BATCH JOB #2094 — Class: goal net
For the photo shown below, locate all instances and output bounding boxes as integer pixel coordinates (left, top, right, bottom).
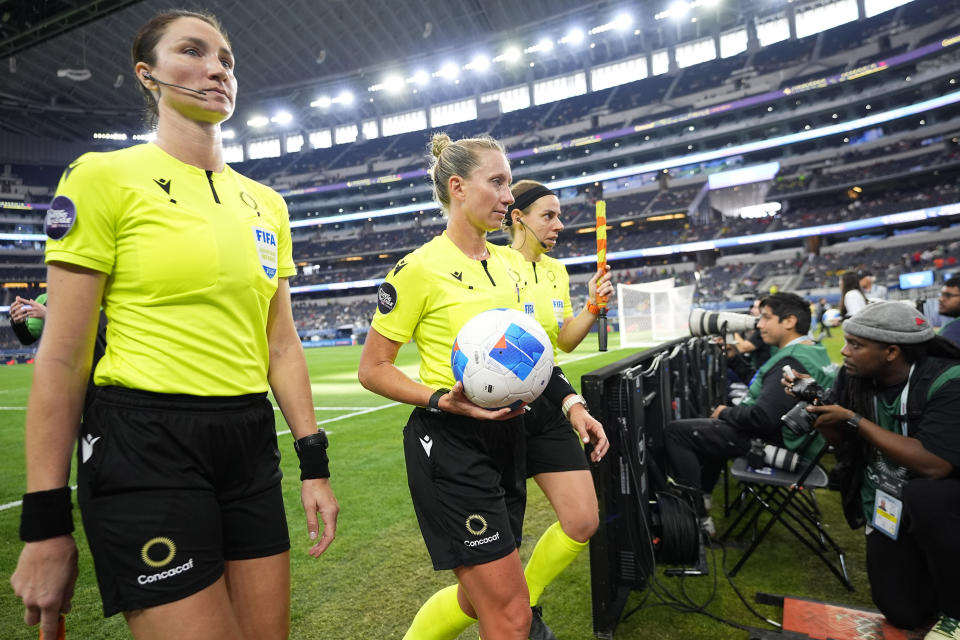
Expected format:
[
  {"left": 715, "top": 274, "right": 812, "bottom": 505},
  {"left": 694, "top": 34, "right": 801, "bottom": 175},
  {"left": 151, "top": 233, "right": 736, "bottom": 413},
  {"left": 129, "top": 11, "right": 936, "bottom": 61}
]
[{"left": 617, "top": 279, "right": 696, "bottom": 347}]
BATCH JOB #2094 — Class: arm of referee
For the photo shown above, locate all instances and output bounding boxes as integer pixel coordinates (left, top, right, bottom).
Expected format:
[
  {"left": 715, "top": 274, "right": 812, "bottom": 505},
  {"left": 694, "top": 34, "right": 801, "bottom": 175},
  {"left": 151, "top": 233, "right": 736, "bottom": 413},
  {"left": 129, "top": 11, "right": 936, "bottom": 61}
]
[
  {"left": 267, "top": 278, "right": 339, "bottom": 558},
  {"left": 12, "top": 263, "right": 104, "bottom": 640}
]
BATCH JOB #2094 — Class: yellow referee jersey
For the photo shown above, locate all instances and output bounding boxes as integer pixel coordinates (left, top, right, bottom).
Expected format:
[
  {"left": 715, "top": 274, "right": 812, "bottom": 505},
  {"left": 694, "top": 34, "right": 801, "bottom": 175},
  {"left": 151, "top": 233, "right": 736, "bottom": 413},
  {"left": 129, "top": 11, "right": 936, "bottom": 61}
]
[
  {"left": 44, "top": 143, "right": 295, "bottom": 395},
  {"left": 516, "top": 253, "right": 573, "bottom": 359},
  {"left": 371, "top": 232, "right": 527, "bottom": 389}
]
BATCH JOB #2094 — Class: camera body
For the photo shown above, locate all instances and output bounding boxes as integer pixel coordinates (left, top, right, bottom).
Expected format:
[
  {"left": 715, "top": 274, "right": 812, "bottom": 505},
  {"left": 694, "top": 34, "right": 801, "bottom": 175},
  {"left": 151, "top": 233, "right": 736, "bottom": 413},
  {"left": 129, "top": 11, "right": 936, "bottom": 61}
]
[{"left": 782, "top": 376, "right": 833, "bottom": 435}]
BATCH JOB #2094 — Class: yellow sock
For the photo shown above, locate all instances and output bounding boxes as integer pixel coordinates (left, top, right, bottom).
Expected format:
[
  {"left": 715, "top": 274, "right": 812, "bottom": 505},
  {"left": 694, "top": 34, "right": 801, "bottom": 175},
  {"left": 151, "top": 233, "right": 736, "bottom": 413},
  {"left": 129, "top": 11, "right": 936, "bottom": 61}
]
[
  {"left": 403, "top": 584, "right": 476, "bottom": 640},
  {"left": 524, "top": 521, "right": 588, "bottom": 606}
]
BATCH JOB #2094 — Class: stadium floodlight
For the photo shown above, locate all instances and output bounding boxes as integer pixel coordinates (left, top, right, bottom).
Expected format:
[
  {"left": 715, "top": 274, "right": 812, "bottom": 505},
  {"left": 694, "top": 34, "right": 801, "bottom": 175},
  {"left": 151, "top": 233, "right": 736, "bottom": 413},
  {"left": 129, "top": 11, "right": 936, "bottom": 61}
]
[
  {"left": 335, "top": 90, "right": 354, "bottom": 105},
  {"left": 436, "top": 61, "right": 460, "bottom": 80},
  {"left": 561, "top": 28, "right": 585, "bottom": 45},
  {"left": 526, "top": 38, "right": 554, "bottom": 54},
  {"left": 222, "top": 129, "right": 236, "bottom": 139},
  {"left": 311, "top": 95, "right": 333, "bottom": 108},
  {"left": 132, "top": 132, "right": 156, "bottom": 141},
  {"left": 271, "top": 111, "right": 293, "bottom": 125},
  {"left": 468, "top": 54, "right": 491, "bottom": 72},
  {"left": 494, "top": 46, "right": 523, "bottom": 64},
  {"left": 613, "top": 12, "right": 634, "bottom": 29},
  {"left": 409, "top": 69, "right": 430, "bottom": 86},
  {"left": 247, "top": 115, "right": 269, "bottom": 127},
  {"left": 383, "top": 74, "right": 405, "bottom": 93}
]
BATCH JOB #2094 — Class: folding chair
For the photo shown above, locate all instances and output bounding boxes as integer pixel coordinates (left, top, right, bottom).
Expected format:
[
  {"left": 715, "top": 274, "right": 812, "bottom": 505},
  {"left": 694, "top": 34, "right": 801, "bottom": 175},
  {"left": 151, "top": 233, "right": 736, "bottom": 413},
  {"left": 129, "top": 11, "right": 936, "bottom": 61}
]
[{"left": 719, "top": 443, "right": 853, "bottom": 591}]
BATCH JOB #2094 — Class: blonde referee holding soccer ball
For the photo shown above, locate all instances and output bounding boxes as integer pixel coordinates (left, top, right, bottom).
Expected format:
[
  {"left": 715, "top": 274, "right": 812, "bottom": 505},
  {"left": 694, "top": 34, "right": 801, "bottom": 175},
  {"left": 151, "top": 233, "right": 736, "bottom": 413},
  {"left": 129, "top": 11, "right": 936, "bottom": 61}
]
[{"left": 358, "top": 133, "right": 607, "bottom": 640}]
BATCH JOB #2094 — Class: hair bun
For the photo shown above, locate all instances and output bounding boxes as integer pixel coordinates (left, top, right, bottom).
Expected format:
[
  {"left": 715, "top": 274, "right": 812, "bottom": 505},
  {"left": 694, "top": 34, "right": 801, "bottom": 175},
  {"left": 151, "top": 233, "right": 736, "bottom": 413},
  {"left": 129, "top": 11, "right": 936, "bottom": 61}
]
[{"left": 430, "top": 133, "right": 451, "bottom": 158}]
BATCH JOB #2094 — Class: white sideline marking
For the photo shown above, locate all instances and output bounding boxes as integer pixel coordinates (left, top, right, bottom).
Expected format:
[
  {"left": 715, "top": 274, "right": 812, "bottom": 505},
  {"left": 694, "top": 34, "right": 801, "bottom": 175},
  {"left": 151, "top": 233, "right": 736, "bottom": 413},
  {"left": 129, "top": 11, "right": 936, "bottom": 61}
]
[
  {"left": 274, "top": 406, "right": 374, "bottom": 411},
  {"left": 0, "top": 403, "right": 402, "bottom": 512},
  {"left": 276, "top": 402, "right": 401, "bottom": 437}
]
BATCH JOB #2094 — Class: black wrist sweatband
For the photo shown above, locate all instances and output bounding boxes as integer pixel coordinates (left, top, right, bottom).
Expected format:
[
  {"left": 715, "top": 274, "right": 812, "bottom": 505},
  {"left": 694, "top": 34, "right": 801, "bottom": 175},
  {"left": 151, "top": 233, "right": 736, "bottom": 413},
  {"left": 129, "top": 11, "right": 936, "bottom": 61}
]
[
  {"left": 543, "top": 366, "right": 577, "bottom": 407},
  {"left": 294, "top": 431, "right": 330, "bottom": 481},
  {"left": 20, "top": 487, "right": 74, "bottom": 542}
]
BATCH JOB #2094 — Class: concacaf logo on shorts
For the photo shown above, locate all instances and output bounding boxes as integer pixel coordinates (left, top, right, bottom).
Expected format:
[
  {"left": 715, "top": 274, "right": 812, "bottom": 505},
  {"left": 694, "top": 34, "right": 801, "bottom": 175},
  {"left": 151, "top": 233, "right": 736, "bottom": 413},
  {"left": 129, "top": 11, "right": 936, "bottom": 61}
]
[
  {"left": 137, "top": 536, "right": 195, "bottom": 585},
  {"left": 463, "top": 514, "right": 500, "bottom": 547}
]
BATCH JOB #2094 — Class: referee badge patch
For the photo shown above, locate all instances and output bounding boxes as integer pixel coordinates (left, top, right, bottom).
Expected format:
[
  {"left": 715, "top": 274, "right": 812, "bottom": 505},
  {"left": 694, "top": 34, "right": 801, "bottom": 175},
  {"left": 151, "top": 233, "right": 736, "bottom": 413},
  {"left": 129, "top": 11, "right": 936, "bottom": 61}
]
[
  {"left": 377, "top": 282, "right": 397, "bottom": 314},
  {"left": 252, "top": 226, "right": 278, "bottom": 278},
  {"left": 45, "top": 195, "right": 77, "bottom": 240}
]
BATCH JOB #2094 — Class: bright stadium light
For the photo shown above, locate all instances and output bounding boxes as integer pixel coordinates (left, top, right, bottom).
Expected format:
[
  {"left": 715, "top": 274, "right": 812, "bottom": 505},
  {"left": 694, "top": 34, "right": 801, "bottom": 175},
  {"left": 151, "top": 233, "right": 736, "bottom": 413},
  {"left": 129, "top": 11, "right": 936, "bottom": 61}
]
[
  {"left": 271, "top": 111, "right": 293, "bottom": 125},
  {"left": 561, "top": 28, "right": 585, "bottom": 45},
  {"left": 409, "top": 69, "right": 430, "bottom": 86},
  {"left": 93, "top": 132, "right": 128, "bottom": 140},
  {"left": 384, "top": 74, "right": 405, "bottom": 93},
  {"left": 132, "top": 132, "right": 156, "bottom": 141},
  {"left": 335, "top": 90, "right": 354, "bottom": 105},
  {"left": 496, "top": 45, "right": 523, "bottom": 64},
  {"left": 247, "top": 115, "right": 268, "bottom": 127},
  {"left": 436, "top": 61, "right": 459, "bottom": 80},
  {"left": 613, "top": 12, "right": 634, "bottom": 30},
  {"left": 469, "top": 54, "right": 491, "bottom": 72},
  {"left": 311, "top": 95, "right": 332, "bottom": 108},
  {"left": 222, "top": 129, "right": 236, "bottom": 139}
]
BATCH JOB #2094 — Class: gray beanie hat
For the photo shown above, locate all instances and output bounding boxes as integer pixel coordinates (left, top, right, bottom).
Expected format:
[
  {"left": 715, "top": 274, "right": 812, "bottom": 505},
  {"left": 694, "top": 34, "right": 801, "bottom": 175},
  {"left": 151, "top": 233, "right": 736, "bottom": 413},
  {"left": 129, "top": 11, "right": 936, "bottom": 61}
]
[{"left": 842, "top": 301, "right": 935, "bottom": 344}]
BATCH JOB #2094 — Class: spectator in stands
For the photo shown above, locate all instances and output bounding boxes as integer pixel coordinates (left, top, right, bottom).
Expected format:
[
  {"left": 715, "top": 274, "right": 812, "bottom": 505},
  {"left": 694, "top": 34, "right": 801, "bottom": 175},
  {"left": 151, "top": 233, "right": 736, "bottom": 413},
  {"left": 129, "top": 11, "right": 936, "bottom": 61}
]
[
  {"left": 805, "top": 303, "right": 960, "bottom": 636},
  {"left": 8, "top": 294, "right": 46, "bottom": 345},
  {"left": 665, "top": 292, "right": 834, "bottom": 534},
  {"left": 359, "top": 133, "right": 606, "bottom": 640},
  {"left": 860, "top": 270, "right": 887, "bottom": 300},
  {"left": 938, "top": 276, "right": 960, "bottom": 346},
  {"left": 841, "top": 271, "right": 870, "bottom": 319},
  {"left": 11, "top": 11, "right": 338, "bottom": 640}
]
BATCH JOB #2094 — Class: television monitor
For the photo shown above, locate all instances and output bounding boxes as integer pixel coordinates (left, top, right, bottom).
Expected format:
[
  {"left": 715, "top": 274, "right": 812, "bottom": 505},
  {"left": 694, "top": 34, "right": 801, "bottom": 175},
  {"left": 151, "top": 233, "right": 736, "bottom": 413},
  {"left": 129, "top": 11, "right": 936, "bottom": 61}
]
[{"left": 899, "top": 270, "right": 934, "bottom": 289}]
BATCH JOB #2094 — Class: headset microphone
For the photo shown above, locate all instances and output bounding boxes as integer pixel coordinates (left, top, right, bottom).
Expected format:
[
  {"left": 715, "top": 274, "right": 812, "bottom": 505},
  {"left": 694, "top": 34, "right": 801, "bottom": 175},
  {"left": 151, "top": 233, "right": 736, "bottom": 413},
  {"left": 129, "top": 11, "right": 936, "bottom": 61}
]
[
  {"left": 517, "top": 218, "right": 549, "bottom": 250},
  {"left": 143, "top": 72, "right": 207, "bottom": 96}
]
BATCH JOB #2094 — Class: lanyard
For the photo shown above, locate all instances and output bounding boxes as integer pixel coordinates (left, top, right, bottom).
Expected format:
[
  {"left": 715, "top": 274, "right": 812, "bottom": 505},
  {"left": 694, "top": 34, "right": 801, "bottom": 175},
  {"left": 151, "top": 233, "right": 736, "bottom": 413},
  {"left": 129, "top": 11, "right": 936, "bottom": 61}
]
[{"left": 873, "top": 364, "right": 915, "bottom": 437}]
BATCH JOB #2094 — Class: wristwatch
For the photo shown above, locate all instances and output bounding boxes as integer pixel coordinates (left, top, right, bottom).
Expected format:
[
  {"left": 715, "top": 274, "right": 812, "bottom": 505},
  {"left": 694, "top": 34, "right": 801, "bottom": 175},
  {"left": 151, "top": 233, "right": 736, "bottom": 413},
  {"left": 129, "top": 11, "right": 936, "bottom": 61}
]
[
  {"left": 845, "top": 412, "right": 863, "bottom": 432},
  {"left": 427, "top": 388, "right": 450, "bottom": 414},
  {"left": 294, "top": 429, "right": 329, "bottom": 452},
  {"left": 561, "top": 394, "right": 587, "bottom": 418}
]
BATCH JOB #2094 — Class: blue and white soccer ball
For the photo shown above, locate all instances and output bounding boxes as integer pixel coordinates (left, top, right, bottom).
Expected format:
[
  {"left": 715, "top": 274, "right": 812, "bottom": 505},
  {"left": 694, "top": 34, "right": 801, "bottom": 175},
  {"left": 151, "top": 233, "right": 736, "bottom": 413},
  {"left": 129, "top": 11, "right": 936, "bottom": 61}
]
[
  {"left": 822, "top": 308, "right": 843, "bottom": 327},
  {"left": 451, "top": 308, "right": 554, "bottom": 410}
]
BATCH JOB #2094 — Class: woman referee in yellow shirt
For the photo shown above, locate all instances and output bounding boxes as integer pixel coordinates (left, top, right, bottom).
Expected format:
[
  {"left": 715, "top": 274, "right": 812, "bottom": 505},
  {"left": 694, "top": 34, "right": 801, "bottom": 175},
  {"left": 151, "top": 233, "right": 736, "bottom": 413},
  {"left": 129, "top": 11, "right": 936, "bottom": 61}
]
[
  {"left": 11, "top": 10, "right": 338, "bottom": 640},
  {"left": 506, "top": 180, "right": 612, "bottom": 638},
  {"left": 358, "top": 133, "right": 607, "bottom": 640}
]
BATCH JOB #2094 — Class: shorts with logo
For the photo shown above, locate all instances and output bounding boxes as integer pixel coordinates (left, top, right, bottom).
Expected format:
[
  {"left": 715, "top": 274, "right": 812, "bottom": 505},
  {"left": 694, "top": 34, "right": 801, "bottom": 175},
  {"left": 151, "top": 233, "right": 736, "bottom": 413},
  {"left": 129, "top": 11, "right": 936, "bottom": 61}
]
[
  {"left": 77, "top": 386, "right": 290, "bottom": 617},
  {"left": 524, "top": 395, "right": 589, "bottom": 478},
  {"left": 404, "top": 408, "right": 526, "bottom": 570}
]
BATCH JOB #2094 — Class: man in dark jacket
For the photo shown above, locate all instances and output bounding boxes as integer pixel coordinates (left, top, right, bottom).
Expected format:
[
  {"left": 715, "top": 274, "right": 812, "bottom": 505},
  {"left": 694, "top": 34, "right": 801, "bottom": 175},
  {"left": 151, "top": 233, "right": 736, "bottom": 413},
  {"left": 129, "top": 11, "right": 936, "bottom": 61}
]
[
  {"left": 665, "top": 292, "right": 834, "bottom": 533},
  {"left": 808, "top": 301, "right": 960, "bottom": 638}
]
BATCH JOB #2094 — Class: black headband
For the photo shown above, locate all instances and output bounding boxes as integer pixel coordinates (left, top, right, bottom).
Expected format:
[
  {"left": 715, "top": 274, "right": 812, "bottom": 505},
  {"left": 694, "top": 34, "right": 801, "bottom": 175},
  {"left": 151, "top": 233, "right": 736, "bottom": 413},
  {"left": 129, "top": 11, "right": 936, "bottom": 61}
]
[{"left": 511, "top": 185, "right": 555, "bottom": 215}]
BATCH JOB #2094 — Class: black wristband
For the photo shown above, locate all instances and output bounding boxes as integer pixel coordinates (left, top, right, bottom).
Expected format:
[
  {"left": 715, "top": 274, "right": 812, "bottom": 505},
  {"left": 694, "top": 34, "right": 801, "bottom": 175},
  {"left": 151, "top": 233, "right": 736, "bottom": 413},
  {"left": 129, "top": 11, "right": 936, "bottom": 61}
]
[
  {"left": 543, "top": 366, "right": 577, "bottom": 407},
  {"left": 294, "top": 430, "right": 330, "bottom": 481},
  {"left": 20, "top": 487, "right": 74, "bottom": 542},
  {"left": 427, "top": 388, "right": 450, "bottom": 414}
]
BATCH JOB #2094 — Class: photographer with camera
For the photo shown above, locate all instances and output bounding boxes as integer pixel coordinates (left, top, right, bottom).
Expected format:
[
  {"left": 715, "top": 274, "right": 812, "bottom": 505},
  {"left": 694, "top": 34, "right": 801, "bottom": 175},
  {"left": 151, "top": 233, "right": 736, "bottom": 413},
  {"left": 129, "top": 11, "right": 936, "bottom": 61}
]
[
  {"left": 802, "top": 302, "right": 960, "bottom": 638},
  {"left": 667, "top": 293, "right": 835, "bottom": 533}
]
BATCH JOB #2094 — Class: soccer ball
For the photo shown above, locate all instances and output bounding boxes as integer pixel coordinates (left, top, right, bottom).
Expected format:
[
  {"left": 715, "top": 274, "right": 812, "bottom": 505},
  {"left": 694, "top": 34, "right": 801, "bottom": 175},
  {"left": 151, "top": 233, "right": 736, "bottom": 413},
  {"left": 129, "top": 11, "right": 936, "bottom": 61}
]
[
  {"left": 822, "top": 308, "right": 843, "bottom": 327},
  {"left": 451, "top": 308, "right": 554, "bottom": 410}
]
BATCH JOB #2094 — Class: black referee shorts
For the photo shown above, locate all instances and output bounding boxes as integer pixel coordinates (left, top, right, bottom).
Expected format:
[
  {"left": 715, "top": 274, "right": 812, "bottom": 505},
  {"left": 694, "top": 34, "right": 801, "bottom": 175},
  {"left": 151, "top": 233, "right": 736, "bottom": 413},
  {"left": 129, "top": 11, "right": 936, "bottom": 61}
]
[
  {"left": 404, "top": 408, "right": 526, "bottom": 570},
  {"left": 77, "top": 386, "right": 290, "bottom": 617},
  {"left": 523, "top": 395, "right": 589, "bottom": 478}
]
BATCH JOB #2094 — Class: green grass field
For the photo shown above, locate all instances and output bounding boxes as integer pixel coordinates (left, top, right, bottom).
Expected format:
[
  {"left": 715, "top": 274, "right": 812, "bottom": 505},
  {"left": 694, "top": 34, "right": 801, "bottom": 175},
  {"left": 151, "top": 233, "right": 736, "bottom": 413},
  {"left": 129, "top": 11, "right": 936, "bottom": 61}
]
[{"left": 0, "top": 334, "right": 878, "bottom": 639}]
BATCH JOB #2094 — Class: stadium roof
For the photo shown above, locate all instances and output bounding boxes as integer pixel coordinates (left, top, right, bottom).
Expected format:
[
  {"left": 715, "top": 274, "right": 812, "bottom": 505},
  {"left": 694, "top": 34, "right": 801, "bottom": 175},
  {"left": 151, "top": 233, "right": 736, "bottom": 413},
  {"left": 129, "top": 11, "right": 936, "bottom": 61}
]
[{"left": 0, "top": 0, "right": 751, "bottom": 142}]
